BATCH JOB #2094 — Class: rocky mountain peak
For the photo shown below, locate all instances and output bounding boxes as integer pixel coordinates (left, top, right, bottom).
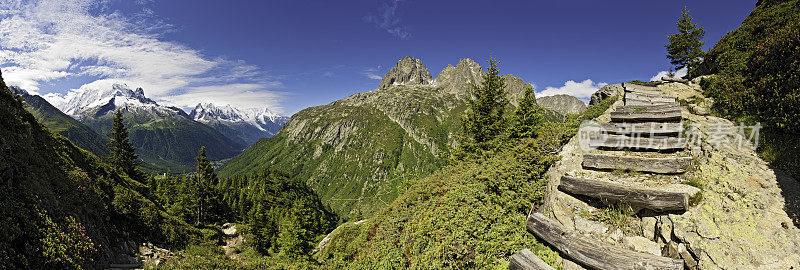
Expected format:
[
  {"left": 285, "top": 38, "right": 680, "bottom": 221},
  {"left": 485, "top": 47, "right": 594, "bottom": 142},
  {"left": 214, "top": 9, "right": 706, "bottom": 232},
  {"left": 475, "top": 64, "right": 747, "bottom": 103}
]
[
  {"left": 535, "top": 94, "right": 587, "bottom": 115},
  {"left": 378, "top": 56, "right": 433, "bottom": 89},
  {"left": 433, "top": 58, "right": 484, "bottom": 95}
]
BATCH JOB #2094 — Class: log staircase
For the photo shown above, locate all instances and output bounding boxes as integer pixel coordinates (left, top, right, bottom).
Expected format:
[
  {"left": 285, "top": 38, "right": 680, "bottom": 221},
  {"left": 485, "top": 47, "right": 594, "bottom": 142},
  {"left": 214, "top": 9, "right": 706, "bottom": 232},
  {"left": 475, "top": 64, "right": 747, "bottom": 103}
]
[{"left": 510, "top": 83, "right": 698, "bottom": 270}]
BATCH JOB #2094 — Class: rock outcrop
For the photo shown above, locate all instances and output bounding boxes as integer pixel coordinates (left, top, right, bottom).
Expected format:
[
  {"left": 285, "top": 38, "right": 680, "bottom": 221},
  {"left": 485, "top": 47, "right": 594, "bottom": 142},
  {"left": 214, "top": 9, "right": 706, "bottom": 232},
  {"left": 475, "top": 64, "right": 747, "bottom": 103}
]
[
  {"left": 378, "top": 56, "right": 433, "bottom": 89},
  {"left": 589, "top": 84, "right": 624, "bottom": 106},
  {"left": 536, "top": 94, "right": 587, "bottom": 116}
]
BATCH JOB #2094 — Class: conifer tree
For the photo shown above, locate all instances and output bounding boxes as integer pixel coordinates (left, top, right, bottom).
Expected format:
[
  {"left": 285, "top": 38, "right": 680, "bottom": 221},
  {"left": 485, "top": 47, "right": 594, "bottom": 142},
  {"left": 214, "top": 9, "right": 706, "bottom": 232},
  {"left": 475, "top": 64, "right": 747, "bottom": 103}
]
[
  {"left": 195, "top": 146, "right": 225, "bottom": 224},
  {"left": 666, "top": 7, "right": 705, "bottom": 78},
  {"left": 107, "top": 109, "right": 141, "bottom": 180},
  {"left": 458, "top": 57, "right": 509, "bottom": 154},
  {"left": 508, "top": 85, "right": 543, "bottom": 139}
]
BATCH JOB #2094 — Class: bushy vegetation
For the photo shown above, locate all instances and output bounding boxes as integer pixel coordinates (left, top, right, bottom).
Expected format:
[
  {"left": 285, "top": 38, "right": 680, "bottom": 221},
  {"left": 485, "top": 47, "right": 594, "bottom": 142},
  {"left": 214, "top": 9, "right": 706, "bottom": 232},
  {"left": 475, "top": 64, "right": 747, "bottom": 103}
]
[
  {"left": 697, "top": 0, "right": 800, "bottom": 178},
  {"left": 313, "top": 60, "right": 617, "bottom": 267}
]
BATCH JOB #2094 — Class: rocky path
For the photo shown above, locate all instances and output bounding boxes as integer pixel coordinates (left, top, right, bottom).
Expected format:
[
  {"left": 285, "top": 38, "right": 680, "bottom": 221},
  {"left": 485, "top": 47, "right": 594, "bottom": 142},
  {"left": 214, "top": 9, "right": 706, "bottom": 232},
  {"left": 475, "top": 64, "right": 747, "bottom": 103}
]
[{"left": 511, "top": 82, "right": 800, "bottom": 270}]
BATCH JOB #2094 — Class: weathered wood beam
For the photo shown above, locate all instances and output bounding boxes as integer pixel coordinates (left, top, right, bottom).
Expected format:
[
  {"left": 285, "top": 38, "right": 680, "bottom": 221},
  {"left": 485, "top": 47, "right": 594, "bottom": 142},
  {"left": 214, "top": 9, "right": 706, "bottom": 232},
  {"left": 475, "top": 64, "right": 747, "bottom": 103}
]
[
  {"left": 509, "top": 249, "right": 556, "bottom": 270},
  {"left": 626, "top": 93, "right": 676, "bottom": 103},
  {"left": 559, "top": 175, "right": 689, "bottom": 211},
  {"left": 662, "top": 77, "right": 689, "bottom": 83},
  {"left": 615, "top": 104, "right": 681, "bottom": 113},
  {"left": 527, "top": 213, "right": 685, "bottom": 270},
  {"left": 599, "top": 122, "right": 683, "bottom": 137},
  {"left": 624, "top": 99, "right": 675, "bottom": 107},
  {"left": 623, "top": 83, "right": 660, "bottom": 91},
  {"left": 588, "top": 135, "right": 687, "bottom": 151},
  {"left": 582, "top": 153, "right": 692, "bottom": 174},
  {"left": 610, "top": 110, "right": 682, "bottom": 122}
]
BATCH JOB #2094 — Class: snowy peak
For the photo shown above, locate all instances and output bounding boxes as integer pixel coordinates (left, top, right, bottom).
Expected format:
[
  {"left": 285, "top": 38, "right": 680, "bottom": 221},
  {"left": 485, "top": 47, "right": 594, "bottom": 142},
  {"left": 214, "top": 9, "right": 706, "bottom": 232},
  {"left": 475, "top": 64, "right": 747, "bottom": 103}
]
[
  {"left": 189, "top": 102, "right": 287, "bottom": 133},
  {"left": 48, "top": 82, "right": 158, "bottom": 116}
]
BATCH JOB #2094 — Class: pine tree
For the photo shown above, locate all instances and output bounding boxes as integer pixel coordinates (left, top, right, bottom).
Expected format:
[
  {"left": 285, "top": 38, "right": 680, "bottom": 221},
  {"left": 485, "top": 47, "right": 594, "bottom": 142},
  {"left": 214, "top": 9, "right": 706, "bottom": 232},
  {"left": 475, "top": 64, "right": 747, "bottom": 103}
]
[
  {"left": 107, "top": 109, "right": 141, "bottom": 180},
  {"left": 508, "top": 85, "right": 543, "bottom": 139},
  {"left": 666, "top": 7, "right": 706, "bottom": 78},
  {"left": 195, "top": 146, "right": 226, "bottom": 225},
  {"left": 458, "top": 57, "right": 509, "bottom": 155}
]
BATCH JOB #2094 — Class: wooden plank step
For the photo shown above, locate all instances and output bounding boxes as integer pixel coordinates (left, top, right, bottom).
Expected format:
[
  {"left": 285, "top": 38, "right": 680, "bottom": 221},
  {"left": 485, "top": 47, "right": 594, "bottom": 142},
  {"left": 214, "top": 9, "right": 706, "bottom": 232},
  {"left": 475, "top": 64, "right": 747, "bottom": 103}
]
[
  {"left": 627, "top": 91, "right": 677, "bottom": 99},
  {"left": 559, "top": 175, "right": 689, "bottom": 211},
  {"left": 615, "top": 103, "right": 680, "bottom": 113},
  {"left": 610, "top": 110, "right": 682, "bottom": 123},
  {"left": 509, "top": 249, "right": 556, "bottom": 270},
  {"left": 582, "top": 153, "right": 692, "bottom": 174},
  {"left": 589, "top": 135, "right": 687, "bottom": 151},
  {"left": 527, "top": 213, "right": 684, "bottom": 270},
  {"left": 623, "top": 83, "right": 660, "bottom": 91},
  {"left": 625, "top": 93, "right": 676, "bottom": 103},
  {"left": 625, "top": 99, "right": 675, "bottom": 106},
  {"left": 599, "top": 123, "right": 683, "bottom": 137}
]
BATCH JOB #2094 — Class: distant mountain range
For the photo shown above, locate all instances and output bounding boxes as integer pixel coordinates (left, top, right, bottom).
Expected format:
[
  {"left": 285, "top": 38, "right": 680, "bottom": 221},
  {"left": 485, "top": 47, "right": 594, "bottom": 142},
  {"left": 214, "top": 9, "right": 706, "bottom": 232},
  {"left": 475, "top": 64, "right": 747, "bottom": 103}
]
[
  {"left": 13, "top": 83, "right": 287, "bottom": 172},
  {"left": 219, "top": 56, "right": 578, "bottom": 218},
  {"left": 190, "top": 103, "right": 288, "bottom": 146}
]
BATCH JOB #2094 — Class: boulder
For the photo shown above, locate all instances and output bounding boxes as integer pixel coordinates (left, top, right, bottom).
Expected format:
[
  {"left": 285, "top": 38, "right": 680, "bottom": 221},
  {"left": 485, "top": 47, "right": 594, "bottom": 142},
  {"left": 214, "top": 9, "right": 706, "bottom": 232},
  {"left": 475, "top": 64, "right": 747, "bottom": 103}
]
[{"left": 622, "top": 236, "right": 662, "bottom": 256}]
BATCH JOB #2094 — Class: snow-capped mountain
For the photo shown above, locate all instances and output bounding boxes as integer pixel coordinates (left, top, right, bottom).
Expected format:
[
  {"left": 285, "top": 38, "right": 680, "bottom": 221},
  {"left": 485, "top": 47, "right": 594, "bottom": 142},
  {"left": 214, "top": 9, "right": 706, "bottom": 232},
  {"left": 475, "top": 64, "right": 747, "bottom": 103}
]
[
  {"left": 46, "top": 83, "right": 163, "bottom": 117},
  {"left": 41, "top": 83, "right": 245, "bottom": 172},
  {"left": 190, "top": 103, "right": 288, "bottom": 145}
]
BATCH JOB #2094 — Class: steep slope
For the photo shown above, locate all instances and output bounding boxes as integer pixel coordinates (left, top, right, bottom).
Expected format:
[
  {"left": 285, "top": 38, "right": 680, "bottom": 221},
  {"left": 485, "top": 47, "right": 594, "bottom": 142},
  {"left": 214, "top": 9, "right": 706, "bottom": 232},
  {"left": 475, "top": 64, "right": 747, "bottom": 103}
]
[
  {"left": 219, "top": 57, "right": 532, "bottom": 218},
  {"left": 11, "top": 87, "right": 110, "bottom": 157},
  {"left": 0, "top": 70, "right": 202, "bottom": 268},
  {"left": 189, "top": 103, "right": 288, "bottom": 146},
  {"left": 47, "top": 83, "right": 245, "bottom": 172}
]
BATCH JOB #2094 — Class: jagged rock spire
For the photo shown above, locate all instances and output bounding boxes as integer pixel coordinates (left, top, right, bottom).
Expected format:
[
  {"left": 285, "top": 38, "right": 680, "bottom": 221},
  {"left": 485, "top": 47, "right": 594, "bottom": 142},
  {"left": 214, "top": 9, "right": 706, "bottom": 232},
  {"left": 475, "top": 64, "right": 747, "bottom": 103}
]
[{"left": 378, "top": 56, "right": 433, "bottom": 89}]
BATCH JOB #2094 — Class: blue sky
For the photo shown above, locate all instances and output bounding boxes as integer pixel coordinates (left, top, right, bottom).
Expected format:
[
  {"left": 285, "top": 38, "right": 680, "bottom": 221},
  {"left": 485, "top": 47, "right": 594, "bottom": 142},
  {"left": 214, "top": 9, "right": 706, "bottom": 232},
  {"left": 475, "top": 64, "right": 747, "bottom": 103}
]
[{"left": 0, "top": 0, "right": 756, "bottom": 115}]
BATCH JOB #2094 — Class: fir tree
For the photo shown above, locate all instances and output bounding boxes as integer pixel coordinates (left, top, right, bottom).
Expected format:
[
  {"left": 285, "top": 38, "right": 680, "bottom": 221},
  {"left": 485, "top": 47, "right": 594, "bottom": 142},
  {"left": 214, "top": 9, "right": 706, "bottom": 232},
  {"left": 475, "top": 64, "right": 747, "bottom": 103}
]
[
  {"left": 194, "top": 146, "right": 226, "bottom": 225},
  {"left": 458, "top": 57, "right": 509, "bottom": 155},
  {"left": 106, "top": 109, "right": 141, "bottom": 180},
  {"left": 508, "top": 85, "right": 543, "bottom": 139},
  {"left": 666, "top": 7, "right": 706, "bottom": 78}
]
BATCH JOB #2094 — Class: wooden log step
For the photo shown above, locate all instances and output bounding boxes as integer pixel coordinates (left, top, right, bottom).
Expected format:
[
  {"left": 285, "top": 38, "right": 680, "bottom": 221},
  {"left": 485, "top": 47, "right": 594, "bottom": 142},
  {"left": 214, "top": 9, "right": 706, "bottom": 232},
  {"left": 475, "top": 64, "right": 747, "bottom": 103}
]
[
  {"left": 615, "top": 104, "right": 681, "bottom": 114},
  {"left": 527, "top": 213, "right": 684, "bottom": 270},
  {"left": 599, "top": 122, "right": 683, "bottom": 136},
  {"left": 662, "top": 76, "right": 689, "bottom": 83},
  {"left": 625, "top": 93, "right": 676, "bottom": 103},
  {"left": 610, "top": 110, "right": 682, "bottom": 123},
  {"left": 582, "top": 153, "right": 692, "bottom": 174},
  {"left": 509, "top": 249, "right": 556, "bottom": 270},
  {"left": 624, "top": 99, "right": 675, "bottom": 107},
  {"left": 623, "top": 83, "right": 660, "bottom": 91},
  {"left": 559, "top": 175, "right": 689, "bottom": 211},
  {"left": 589, "top": 135, "right": 687, "bottom": 151}
]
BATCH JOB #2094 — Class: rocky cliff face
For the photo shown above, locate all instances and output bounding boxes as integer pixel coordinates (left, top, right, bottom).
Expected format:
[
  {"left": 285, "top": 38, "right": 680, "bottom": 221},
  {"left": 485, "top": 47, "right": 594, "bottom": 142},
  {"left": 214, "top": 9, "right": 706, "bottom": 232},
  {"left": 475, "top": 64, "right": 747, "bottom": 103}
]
[
  {"left": 378, "top": 56, "right": 434, "bottom": 89},
  {"left": 590, "top": 84, "right": 625, "bottom": 106},
  {"left": 536, "top": 94, "right": 587, "bottom": 116}
]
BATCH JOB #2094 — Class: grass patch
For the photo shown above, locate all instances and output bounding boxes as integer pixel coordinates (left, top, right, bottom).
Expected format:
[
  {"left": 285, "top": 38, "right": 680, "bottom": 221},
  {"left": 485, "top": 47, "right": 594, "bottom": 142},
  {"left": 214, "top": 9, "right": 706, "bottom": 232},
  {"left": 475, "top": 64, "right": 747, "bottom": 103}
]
[
  {"left": 596, "top": 203, "right": 635, "bottom": 233},
  {"left": 682, "top": 177, "right": 705, "bottom": 206}
]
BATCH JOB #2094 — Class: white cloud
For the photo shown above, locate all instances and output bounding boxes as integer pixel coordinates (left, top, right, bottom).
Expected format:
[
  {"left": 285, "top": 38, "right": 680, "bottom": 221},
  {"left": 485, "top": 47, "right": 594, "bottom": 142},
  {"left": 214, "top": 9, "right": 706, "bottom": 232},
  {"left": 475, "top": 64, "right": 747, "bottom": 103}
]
[
  {"left": 322, "top": 71, "right": 334, "bottom": 77},
  {"left": 363, "top": 67, "right": 383, "bottom": 80},
  {"left": 363, "top": 0, "right": 410, "bottom": 39},
  {"left": 536, "top": 79, "right": 608, "bottom": 101},
  {"left": 0, "top": 0, "right": 285, "bottom": 112},
  {"left": 650, "top": 67, "right": 688, "bottom": 82},
  {"left": 159, "top": 83, "right": 287, "bottom": 112}
]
